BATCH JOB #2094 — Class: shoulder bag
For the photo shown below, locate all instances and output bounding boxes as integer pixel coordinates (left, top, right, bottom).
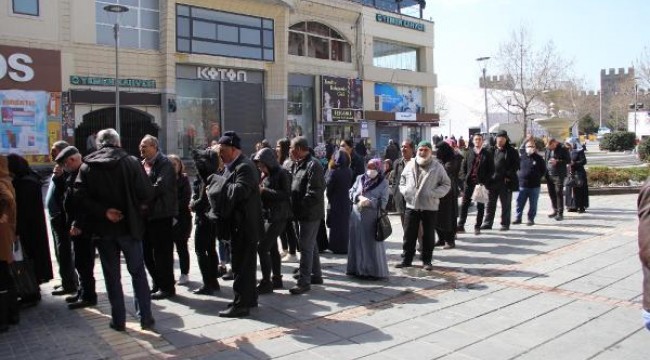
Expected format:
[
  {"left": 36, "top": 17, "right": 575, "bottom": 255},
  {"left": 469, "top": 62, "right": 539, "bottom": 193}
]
[{"left": 375, "top": 199, "right": 392, "bottom": 242}]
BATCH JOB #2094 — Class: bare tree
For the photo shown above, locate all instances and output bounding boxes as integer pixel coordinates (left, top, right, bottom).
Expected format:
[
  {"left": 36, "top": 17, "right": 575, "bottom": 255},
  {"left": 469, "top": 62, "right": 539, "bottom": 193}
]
[
  {"left": 638, "top": 46, "right": 650, "bottom": 89},
  {"left": 491, "top": 26, "right": 572, "bottom": 135}
]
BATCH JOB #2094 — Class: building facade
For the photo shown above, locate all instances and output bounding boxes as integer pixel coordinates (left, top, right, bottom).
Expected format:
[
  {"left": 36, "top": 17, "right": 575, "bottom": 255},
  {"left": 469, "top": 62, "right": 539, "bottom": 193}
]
[{"left": 0, "top": 0, "right": 437, "bottom": 159}]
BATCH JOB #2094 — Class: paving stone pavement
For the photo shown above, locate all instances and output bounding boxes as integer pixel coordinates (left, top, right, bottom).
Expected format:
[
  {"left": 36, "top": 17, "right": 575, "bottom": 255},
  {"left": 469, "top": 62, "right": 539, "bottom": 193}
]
[{"left": 0, "top": 192, "right": 646, "bottom": 359}]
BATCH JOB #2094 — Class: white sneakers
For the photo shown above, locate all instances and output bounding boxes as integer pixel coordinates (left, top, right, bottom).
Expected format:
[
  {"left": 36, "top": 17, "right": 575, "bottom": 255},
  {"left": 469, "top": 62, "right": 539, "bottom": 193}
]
[
  {"left": 282, "top": 253, "right": 299, "bottom": 263},
  {"left": 177, "top": 274, "right": 189, "bottom": 285}
]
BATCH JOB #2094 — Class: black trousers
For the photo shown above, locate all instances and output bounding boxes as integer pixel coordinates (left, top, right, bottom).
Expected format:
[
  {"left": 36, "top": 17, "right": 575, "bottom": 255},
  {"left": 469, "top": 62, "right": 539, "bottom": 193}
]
[
  {"left": 484, "top": 185, "right": 513, "bottom": 227},
  {"left": 143, "top": 217, "right": 175, "bottom": 293},
  {"left": 172, "top": 215, "right": 192, "bottom": 275},
  {"left": 258, "top": 221, "right": 285, "bottom": 281},
  {"left": 231, "top": 235, "right": 258, "bottom": 309},
  {"left": 280, "top": 220, "right": 298, "bottom": 254},
  {"left": 50, "top": 215, "right": 77, "bottom": 291},
  {"left": 194, "top": 217, "right": 218, "bottom": 286},
  {"left": 71, "top": 234, "right": 96, "bottom": 302},
  {"left": 458, "top": 182, "right": 485, "bottom": 229},
  {"left": 547, "top": 175, "right": 565, "bottom": 214},
  {"left": 403, "top": 209, "right": 437, "bottom": 264}
]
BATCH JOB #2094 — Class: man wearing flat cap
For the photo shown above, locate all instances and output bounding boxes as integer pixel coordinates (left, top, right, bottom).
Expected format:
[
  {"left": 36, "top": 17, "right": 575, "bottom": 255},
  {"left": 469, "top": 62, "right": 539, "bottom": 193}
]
[
  {"left": 55, "top": 146, "right": 97, "bottom": 310},
  {"left": 207, "top": 131, "right": 262, "bottom": 317},
  {"left": 544, "top": 137, "right": 570, "bottom": 221},
  {"left": 482, "top": 130, "right": 519, "bottom": 231},
  {"left": 397, "top": 140, "right": 451, "bottom": 270}
]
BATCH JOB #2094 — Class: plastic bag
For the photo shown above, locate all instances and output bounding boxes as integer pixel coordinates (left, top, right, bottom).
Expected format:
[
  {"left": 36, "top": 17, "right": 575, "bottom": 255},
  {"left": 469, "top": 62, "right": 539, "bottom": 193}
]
[{"left": 471, "top": 184, "right": 489, "bottom": 204}]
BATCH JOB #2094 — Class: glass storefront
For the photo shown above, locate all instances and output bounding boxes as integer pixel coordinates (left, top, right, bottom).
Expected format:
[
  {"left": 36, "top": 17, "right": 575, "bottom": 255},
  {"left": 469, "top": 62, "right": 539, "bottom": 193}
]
[
  {"left": 176, "top": 78, "right": 221, "bottom": 157},
  {"left": 287, "top": 74, "right": 315, "bottom": 144},
  {"left": 406, "top": 125, "right": 424, "bottom": 144},
  {"left": 323, "top": 123, "right": 360, "bottom": 144}
]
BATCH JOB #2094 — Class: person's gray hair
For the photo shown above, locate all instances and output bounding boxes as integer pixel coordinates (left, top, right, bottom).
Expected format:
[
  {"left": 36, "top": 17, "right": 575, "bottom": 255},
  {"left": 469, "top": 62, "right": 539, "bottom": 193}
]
[
  {"left": 52, "top": 140, "right": 69, "bottom": 151},
  {"left": 142, "top": 134, "right": 159, "bottom": 150},
  {"left": 96, "top": 128, "right": 121, "bottom": 148},
  {"left": 291, "top": 136, "right": 309, "bottom": 151}
]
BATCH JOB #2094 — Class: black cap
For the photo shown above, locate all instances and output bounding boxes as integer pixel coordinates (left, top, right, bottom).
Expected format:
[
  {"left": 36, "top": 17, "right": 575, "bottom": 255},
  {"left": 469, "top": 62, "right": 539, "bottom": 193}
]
[
  {"left": 217, "top": 131, "right": 241, "bottom": 149},
  {"left": 496, "top": 130, "right": 508, "bottom": 138},
  {"left": 55, "top": 146, "right": 79, "bottom": 164}
]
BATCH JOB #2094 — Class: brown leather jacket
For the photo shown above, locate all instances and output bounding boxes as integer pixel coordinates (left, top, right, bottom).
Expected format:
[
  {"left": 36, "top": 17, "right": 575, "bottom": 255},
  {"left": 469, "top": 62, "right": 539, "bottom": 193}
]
[
  {"left": 0, "top": 156, "right": 16, "bottom": 263},
  {"left": 638, "top": 180, "right": 650, "bottom": 310}
]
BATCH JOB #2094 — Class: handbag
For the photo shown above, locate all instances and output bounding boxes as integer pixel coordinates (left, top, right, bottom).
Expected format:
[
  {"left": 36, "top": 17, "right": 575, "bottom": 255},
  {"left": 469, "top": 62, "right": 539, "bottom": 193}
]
[
  {"left": 471, "top": 184, "right": 489, "bottom": 204},
  {"left": 9, "top": 238, "right": 41, "bottom": 305},
  {"left": 565, "top": 172, "right": 585, "bottom": 188},
  {"left": 375, "top": 199, "right": 392, "bottom": 242}
]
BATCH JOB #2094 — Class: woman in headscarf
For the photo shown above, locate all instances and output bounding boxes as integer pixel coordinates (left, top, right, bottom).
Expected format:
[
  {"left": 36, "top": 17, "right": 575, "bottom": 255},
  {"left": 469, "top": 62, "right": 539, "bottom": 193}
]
[
  {"left": 7, "top": 154, "right": 53, "bottom": 284},
  {"left": 434, "top": 140, "right": 462, "bottom": 249},
  {"left": 0, "top": 155, "right": 18, "bottom": 331},
  {"left": 346, "top": 158, "right": 389, "bottom": 280},
  {"left": 326, "top": 149, "right": 353, "bottom": 254}
]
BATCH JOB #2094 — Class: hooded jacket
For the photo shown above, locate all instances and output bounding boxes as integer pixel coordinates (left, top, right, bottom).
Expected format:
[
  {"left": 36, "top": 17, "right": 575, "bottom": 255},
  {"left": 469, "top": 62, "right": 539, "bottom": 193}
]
[
  {"left": 399, "top": 157, "right": 451, "bottom": 211},
  {"left": 0, "top": 156, "right": 16, "bottom": 263},
  {"left": 76, "top": 145, "right": 154, "bottom": 241},
  {"left": 254, "top": 148, "right": 292, "bottom": 223}
]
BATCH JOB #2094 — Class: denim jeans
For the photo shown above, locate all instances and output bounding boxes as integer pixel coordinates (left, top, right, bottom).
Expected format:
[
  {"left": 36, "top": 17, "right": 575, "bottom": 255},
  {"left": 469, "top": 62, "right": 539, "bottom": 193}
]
[
  {"left": 95, "top": 235, "right": 153, "bottom": 327},
  {"left": 515, "top": 187, "right": 541, "bottom": 222}
]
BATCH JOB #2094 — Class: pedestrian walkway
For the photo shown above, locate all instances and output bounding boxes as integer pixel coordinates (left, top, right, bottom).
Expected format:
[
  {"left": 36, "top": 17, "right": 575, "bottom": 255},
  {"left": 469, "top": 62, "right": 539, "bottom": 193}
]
[{"left": 0, "top": 193, "right": 645, "bottom": 359}]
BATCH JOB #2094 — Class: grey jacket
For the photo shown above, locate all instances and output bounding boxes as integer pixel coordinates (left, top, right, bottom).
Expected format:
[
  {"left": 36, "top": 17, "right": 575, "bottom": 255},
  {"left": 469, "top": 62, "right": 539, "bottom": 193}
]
[{"left": 399, "top": 158, "right": 451, "bottom": 211}]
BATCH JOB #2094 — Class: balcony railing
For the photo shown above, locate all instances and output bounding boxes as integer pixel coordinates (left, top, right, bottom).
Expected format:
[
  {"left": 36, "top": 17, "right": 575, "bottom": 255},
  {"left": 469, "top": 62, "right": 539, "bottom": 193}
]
[{"left": 348, "top": 0, "right": 426, "bottom": 19}]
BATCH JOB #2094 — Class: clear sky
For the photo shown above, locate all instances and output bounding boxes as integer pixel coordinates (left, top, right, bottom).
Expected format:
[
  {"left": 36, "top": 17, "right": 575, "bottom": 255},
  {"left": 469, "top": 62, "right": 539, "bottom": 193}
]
[{"left": 425, "top": 0, "right": 650, "bottom": 90}]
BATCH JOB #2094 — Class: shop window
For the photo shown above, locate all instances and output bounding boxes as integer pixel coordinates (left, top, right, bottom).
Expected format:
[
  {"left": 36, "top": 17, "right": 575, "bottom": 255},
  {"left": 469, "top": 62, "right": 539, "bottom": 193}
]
[
  {"left": 288, "top": 21, "right": 351, "bottom": 63},
  {"left": 176, "top": 4, "right": 274, "bottom": 61},
  {"left": 96, "top": 0, "right": 160, "bottom": 50},
  {"left": 373, "top": 40, "right": 419, "bottom": 72},
  {"left": 287, "top": 85, "right": 314, "bottom": 141},
  {"left": 13, "top": 0, "right": 39, "bottom": 16}
]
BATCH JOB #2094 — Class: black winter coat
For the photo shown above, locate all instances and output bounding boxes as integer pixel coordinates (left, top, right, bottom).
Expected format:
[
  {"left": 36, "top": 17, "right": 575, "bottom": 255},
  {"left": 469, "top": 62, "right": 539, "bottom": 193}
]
[
  {"left": 460, "top": 149, "right": 494, "bottom": 186},
  {"left": 260, "top": 167, "right": 293, "bottom": 223},
  {"left": 143, "top": 152, "right": 178, "bottom": 219},
  {"left": 76, "top": 145, "right": 154, "bottom": 241},
  {"left": 290, "top": 154, "right": 325, "bottom": 222}
]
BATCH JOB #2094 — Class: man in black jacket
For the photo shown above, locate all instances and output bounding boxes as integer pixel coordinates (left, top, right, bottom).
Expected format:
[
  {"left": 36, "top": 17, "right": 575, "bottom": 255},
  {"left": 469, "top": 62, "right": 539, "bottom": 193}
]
[
  {"left": 391, "top": 139, "right": 414, "bottom": 228},
  {"left": 545, "top": 137, "right": 570, "bottom": 221},
  {"left": 289, "top": 136, "right": 325, "bottom": 295},
  {"left": 209, "top": 131, "right": 263, "bottom": 317},
  {"left": 482, "top": 131, "right": 520, "bottom": 231},
  {"left": 514, "top": 138, "right": 546, "bottom": 226},
  {"left": 139, "top": 135, "right": 178, "bottom": 300},
  {"left": 75, "top": 128, "right": 155, "bottom": 332},
  {"left": 55, "top": 146, "right": 96, "bottom": 310},
  {"left": 340, "top": 138, "right": 365, "bottom": 180},
  {"left": 457, "top": 134, "right": 494, "bottom": 235}
]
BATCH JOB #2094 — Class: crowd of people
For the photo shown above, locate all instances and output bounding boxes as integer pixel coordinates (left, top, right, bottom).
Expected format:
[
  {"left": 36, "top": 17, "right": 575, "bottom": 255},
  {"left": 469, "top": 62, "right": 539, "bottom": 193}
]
[{"left": 0, "top": 127, "right": 594, "bottom": 333}]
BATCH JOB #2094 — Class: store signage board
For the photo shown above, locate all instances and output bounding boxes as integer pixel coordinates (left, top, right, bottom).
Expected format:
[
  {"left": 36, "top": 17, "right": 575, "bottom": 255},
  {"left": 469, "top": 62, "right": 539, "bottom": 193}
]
[
  {"left": 376, "top": 14, "right": 425, "bottom": 32},
  {"left": 70, "top": 76, "right": 156, "bottom": 89}
]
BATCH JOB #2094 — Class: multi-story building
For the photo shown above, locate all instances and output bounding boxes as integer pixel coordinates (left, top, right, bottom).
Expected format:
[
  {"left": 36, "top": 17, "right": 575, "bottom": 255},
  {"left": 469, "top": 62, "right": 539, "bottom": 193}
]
[{"left": 0, "top": 0, "right": 437, "bottom": 160}]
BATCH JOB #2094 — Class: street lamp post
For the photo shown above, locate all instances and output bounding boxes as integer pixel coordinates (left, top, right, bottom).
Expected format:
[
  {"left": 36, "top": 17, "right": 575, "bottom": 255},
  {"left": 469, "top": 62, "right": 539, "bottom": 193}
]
[
  {"left": 477, "top": 56, "right": 491, "bottom": 133},
  {"left": 103, "top": 4, "right": 129, "bottom": 135},
  {"left": 634, "top": 81, "right": 639, "bottom": 138}
]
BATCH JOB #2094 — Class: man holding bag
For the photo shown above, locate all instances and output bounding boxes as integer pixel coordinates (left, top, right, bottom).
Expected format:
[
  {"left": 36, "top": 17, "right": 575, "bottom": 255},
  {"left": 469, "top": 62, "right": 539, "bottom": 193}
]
[{"left": 457, "top": 134, "right": 494, "bottom": 235}]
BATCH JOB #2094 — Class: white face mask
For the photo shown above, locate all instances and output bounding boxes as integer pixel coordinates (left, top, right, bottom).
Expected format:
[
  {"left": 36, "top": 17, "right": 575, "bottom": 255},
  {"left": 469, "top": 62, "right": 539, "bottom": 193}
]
[
  {"left": 525, "top": 147, "right": 535, "bottom": 155},
  {"left": 366, "top": 169, "right": 378, "bottom": 179}
]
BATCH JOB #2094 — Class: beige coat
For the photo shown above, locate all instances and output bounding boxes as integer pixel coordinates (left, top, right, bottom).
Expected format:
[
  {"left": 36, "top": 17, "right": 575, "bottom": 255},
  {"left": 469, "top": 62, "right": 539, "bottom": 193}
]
[
  {"left": 399, "top": 158, "right": 451, "bottom": 211},
  {"left": 0, "top": 156, "right": 16, "bottom": 263}
]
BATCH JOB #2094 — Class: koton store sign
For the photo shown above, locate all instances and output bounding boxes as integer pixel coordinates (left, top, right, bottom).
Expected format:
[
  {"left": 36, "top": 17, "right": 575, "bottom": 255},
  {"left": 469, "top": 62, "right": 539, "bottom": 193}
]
[{"left": 0, "top": 45, "right": 61, "bottom": 92}]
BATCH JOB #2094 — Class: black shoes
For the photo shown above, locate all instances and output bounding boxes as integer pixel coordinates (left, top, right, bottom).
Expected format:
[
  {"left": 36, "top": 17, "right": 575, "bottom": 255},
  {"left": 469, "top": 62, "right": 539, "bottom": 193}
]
[
  {"left": 272, "top": 276, "right": 284, "bottom": 289},
  {"left": 548, "top": 212, "right": 557, "bottom": 218},
  {"left": 193, "top": 285, "right": 217, "bottom": 295},
  {"left": 577, "top": 208, "right": 586, "bottom": 213},
  {"left": 141, "top": 318, "right": 155, "bottom": 330},
  {"left": 423, "top": 263, "right": 434, "bottom": 271},
  {"left": 109, "top": 321, "right": 126, "bottom": 332},
  {"left": 52, "top": 288, "right": 76, "bottom": 296},
  {"left": 512, "top": 219, "right": 522, "bottom": 225},
  {"left": 480, "top": 224, "right": 492, "bottom": 230},
  {"left": 292, "top": 274, "right": 323, "bottom": 284},
  {"left": 65, "top": 294, "right": 79, "bottom": 304},
  {"left": 474, "top": 228, "right": 481, "bottom": 235},
  {"left": 219, "top": 306, "right": 250, "bottom": 318},
  {"left": 289, "top": 285, "right": 311, "bottom": 295},
  {"left": 67, "top": 299, "right": 97, "bottom": 310},
  {"left": 256, "top": 280, "right": 274, "bottom": 295},
  {"left": 499, "top": 226, "right": 509, "bottom": 231},
  {"left": 456, "top": 225, "right": 466, "bottom": 233},
  {"left": 555, "top": 214, "right": 564, "bottom": 221},
  {"left": 526, "top": 220, "right": 535, "bottom": 226},
  {"left": 151, "top": 290, "right": 175, "bottom": 300},
  {"left": 567, "top": 208, "right": 577, "bottom": 212},
  {"left": 395, "top": 262, "right": 412, "bottom": 268}
]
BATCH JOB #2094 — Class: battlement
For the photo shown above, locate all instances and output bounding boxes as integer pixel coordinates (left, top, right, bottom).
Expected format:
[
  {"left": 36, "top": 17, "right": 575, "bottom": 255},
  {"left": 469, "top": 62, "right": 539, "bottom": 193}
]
[
  {"left": 578, "top": 90, "right": 601, "bottom": 97},
  {"left": 479, "top": 74, "right": 514, "bottom": 89},
  {"left": 600, "top": 67, "right": 635, "bottom": 79}
]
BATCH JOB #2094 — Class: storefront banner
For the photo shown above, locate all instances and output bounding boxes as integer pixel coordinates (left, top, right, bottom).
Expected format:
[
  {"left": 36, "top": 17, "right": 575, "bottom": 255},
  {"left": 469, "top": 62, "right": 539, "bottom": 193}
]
[
  {"left": 375, "top": 83, "right": 423, "bottom": 114},
  {"left": 0, "top": 90, "right": 49, "bottom": 155},
  {"left": 396, "top": 112, "right": 417, "bottom": 121},
  {"left": 321, "top": 76, "right": 363, "bottom": 122},
  {"left": 360, "top": 121, "right": 369, "bottom": 138}
]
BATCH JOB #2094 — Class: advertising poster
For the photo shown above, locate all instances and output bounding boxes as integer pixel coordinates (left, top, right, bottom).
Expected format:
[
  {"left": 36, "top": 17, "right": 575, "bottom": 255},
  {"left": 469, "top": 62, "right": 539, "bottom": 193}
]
[
  {"left": 374, "top": 83, "right": 423, "bottom": 113},
  {"left": 321, "top": 76, "right": 363, "bottom": 122},
  {"left": 0, "top": 90, "right": 49, "bottom": 156}
]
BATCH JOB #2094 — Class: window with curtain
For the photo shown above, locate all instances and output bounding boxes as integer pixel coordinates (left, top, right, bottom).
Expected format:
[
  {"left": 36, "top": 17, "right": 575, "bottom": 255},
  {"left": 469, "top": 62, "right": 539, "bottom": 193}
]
[{"left": 288, "top": 22, "right": 351, "bottom": 63}]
